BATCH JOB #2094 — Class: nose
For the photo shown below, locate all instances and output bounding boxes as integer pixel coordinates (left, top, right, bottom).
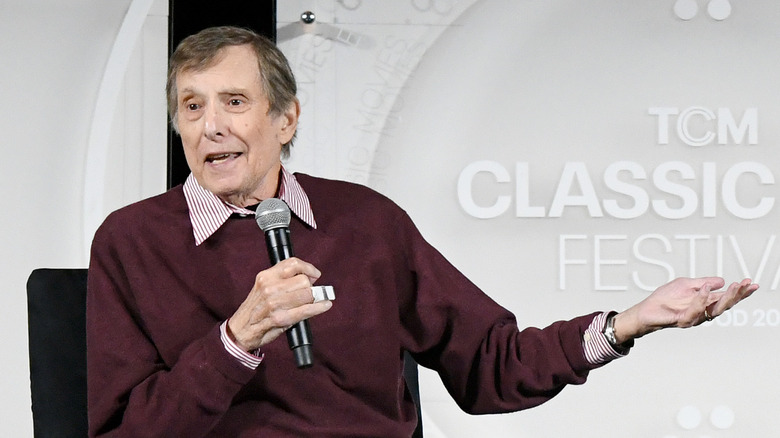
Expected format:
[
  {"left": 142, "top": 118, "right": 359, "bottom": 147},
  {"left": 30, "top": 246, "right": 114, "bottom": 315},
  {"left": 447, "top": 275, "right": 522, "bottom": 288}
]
[{"left": 204, "top": 106, "right": 226, "bottom": 141}]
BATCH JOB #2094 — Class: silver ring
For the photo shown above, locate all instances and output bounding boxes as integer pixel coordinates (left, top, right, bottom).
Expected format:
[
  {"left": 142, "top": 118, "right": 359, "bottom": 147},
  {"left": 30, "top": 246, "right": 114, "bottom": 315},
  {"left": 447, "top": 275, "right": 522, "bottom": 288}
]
[
  {"left": 704, "top": 309, "right": 713, "bottom": 321},
  {"left": 311, "top": 285, "right": 336, "bottom": 303}
]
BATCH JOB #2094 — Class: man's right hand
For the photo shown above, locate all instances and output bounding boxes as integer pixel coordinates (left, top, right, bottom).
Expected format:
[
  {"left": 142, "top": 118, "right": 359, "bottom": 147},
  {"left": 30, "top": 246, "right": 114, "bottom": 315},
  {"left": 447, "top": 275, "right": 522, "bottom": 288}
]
[{"left": 227, "top": 257, "right": 332, "bottom": 352}]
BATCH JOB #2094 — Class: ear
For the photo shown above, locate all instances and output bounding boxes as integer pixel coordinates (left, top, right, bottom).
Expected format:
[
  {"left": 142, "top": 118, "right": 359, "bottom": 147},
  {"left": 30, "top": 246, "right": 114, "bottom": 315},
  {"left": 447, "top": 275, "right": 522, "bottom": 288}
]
[{"left": 277, "top": 99, "right": 300, "bottom": 144}]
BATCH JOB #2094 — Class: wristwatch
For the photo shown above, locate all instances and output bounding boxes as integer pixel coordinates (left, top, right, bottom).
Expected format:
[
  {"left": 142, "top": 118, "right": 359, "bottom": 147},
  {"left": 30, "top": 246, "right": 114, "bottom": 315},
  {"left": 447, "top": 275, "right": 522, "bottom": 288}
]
[
  {"left": 603, "top": 312, "right": 620, "bottom": 346},
  {"left": 602, "top": 312, "right": 633, "bottom": 352}
]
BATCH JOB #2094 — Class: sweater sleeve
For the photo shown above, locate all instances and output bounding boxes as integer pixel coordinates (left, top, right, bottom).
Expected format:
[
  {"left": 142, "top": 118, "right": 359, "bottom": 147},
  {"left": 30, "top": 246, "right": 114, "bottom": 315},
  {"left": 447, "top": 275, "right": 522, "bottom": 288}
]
[
  {"left": 86, "top": 219, "right": 256, "bottom": 438},
  {"left": 394, "top": 210, "right": 603, "bottom": 414}
]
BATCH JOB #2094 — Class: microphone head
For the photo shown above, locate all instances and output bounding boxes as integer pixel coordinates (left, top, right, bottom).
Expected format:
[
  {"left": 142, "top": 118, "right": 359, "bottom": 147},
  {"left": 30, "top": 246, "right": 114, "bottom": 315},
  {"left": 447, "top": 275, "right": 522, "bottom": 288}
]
[{"left": 255, "top": 198, "right": 291, "bottom": 231}]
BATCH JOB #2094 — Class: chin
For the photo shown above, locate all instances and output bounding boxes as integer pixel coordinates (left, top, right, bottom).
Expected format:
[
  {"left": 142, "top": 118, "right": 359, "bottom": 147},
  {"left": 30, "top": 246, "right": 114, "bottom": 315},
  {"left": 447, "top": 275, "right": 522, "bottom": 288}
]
[{"left": 203, "top": 180, "right": 242, "bottom": 198}]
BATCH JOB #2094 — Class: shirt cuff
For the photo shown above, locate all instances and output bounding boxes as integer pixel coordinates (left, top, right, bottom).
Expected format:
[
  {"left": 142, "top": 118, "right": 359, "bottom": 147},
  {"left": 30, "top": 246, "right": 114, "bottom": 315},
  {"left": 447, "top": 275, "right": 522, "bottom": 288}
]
[
  {"left": 582, "top": 311, "right": 630, "bottom": 365},
  {"left": 220, "top": 320, "right": 264, "bottom": 369}
]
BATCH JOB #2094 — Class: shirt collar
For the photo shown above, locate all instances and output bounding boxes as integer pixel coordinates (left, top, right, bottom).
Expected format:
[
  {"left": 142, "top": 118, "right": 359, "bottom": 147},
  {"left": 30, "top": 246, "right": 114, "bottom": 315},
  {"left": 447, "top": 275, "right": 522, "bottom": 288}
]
[{"left": 183, "top": 166, "right": 317, "bottom": 246}]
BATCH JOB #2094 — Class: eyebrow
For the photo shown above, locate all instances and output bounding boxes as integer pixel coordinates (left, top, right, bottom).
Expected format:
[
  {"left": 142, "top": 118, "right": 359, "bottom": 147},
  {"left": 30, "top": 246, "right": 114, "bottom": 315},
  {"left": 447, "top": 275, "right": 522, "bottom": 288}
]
[
  {"left": 178, "top": 87, "right": 250, "bottom": 100},
  {"left": 219, "top": 88, "right": 250, "bottom": 97},
  {"left": 178, "top": 87, "right": 198, "bottom": 101}
]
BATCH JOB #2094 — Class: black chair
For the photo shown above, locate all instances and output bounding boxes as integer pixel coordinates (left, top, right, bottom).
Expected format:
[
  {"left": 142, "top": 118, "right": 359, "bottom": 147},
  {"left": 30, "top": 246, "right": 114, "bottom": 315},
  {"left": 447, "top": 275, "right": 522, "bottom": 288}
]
[
  {"left": 27, "top": 269, "right": 423, "bottom": 437},
  {"left": 27, "top": 268, "right": 89, "bottom": 438},
  {"left": 404, "top": 350, "right": 424, "bottom": 438}
]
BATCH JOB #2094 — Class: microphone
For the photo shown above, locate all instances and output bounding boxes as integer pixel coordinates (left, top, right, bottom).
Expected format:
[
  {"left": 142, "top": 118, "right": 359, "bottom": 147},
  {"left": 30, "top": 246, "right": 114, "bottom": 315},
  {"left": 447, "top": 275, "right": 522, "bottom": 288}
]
[{"left": 255, "top": 198, "right": 314, "bottom": 369}]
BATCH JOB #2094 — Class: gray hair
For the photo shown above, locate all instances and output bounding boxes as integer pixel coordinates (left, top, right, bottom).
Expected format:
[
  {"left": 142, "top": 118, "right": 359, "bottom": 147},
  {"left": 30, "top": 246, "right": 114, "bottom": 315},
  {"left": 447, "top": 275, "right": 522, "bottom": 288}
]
[{"left": 166, "top": 26, "right": 298, "bottom": 157}]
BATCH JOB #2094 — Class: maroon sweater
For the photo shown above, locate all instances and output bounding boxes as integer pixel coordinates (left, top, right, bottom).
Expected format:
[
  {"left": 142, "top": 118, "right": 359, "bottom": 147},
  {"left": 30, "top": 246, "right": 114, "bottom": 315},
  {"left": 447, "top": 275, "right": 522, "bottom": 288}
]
[{"left": 87, "top": 174, "right": 600, "bottom": 437}]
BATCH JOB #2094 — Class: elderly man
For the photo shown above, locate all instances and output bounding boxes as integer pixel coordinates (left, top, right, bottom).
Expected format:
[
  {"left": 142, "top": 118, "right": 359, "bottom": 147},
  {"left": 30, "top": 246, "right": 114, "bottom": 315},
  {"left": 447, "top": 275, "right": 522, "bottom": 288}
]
[{"left": 86, "top": 26, "right": 758, "bottom": 437}]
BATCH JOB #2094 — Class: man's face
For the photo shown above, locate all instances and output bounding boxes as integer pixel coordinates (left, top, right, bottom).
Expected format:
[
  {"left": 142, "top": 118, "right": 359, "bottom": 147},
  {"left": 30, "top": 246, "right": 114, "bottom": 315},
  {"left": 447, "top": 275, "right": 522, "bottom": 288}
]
[{"left": 175, "top": 44, "right": 298, "bottom": 206}]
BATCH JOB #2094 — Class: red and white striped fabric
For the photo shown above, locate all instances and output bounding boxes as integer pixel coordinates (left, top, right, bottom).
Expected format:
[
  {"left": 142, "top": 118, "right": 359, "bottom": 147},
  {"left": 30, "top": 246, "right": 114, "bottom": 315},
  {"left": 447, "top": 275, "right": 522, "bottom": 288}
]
[
  {"left": 583, "top": 312, "right": 628, "bottom": 364},
  {"left": 183, "top": 166, "right": 317, "bottom": 246}
]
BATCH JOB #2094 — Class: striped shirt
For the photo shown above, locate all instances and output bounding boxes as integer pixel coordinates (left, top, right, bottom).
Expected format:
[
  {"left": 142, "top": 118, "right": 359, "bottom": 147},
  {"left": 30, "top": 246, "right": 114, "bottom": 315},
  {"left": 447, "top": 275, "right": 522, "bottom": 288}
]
[
  {"left": 182, "top": 168, "right": 625, "bottom": 369},
  {"left": 183, "top": 167, "right": 316, "bottom": 246},
  {"left": 584, "top": 311, "right": 627, "bottom": 364},
  {"left": 183, "top": 167, "right": 316, "bottom": 369}
]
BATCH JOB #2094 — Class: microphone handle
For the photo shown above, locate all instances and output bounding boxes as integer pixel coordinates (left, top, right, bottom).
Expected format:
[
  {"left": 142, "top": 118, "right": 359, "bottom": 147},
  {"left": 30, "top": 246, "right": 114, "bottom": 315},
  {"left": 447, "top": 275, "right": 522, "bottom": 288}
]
[{"left": 264, "top": 227, "right": 314, "bottom": 368}]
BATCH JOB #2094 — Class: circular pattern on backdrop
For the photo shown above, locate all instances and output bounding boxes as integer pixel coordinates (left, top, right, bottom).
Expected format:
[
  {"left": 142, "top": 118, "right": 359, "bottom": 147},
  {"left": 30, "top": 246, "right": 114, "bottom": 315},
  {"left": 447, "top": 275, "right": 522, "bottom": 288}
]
[
  {"left": 364, "top": 1, "right": 778, "bottom": 436},
  {"left": 677, "top": 405, "right": 703, "bottom": 430},
  {"left": 710, "top": 405, "right": 735, "bottom": 429},
  {"left": 707, "top": 0, "right": 732, "bottom": 20},
  {"left": 674, "top": 0, "right": 699, "bottom": 20}
]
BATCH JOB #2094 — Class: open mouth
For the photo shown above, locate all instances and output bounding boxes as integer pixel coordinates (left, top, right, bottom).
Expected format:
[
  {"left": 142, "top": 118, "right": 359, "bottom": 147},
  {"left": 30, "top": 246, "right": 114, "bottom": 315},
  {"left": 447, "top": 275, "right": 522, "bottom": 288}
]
[{"left": 206, "top": 152, "right": 241, "bottom": 164}]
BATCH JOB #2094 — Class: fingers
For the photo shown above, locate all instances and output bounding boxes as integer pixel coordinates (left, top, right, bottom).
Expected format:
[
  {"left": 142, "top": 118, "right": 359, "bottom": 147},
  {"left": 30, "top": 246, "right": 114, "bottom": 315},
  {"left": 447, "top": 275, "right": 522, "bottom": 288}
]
[
  {"left": 282, "top": 300, "right": 333, "bottom": 325},
  {"left": 640, "top": 276, "right": 758, "bottom": 333},
  {"left": 229, "top": 258, "right": 330, "bottom": 351},
  {"left": 685, "top": 278, "right": 754, "bottom": 326},
  {"left": 231, "top": 297, "right": 331, "bottom": 352},
  {"left": 252, "top": 257, "right": 326, "bottom": 314},
  {"left": 270, "top": 257, "right": 322, "bottom": 284},
  {"left": 704, "top": 278, "right": 758, "bottom": 321},
  {"left": 252, "top": 258, "right": 321, "bottom": 301},
  {"left": 266, "top": 300, "right": 331, "bottom": 331},
  {"left": 692, "top": 276, "right": 726, "bottom": 291}
]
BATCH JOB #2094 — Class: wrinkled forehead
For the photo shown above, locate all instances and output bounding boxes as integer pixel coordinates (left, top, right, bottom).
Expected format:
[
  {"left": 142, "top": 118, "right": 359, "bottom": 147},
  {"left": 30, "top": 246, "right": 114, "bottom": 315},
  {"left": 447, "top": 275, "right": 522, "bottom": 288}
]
[
  {"left": 176, "top": 46, "right": 263, "bottom": 93},
  {"left": 178, "top": 44, "right": 260, "bottom": 79}
]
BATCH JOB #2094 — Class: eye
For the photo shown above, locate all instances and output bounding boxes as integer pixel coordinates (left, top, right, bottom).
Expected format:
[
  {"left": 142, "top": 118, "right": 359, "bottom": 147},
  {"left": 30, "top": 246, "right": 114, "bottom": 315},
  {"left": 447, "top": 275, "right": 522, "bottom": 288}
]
[
  {"left": 225, "top": 96, "right": 249, "bottom": 113},
  {"left": 187, "top": 103, "right": 201, "bottom": 111}
]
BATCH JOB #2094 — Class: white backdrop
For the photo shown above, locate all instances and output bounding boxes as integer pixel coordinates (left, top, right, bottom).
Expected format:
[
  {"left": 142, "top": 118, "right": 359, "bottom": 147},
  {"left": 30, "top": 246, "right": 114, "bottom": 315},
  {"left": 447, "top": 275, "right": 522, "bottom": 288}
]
[
  {"left": 2, "top": 1, "right": 778, "bottom": 436},
  {"left": 0, "top": 0, "right": 167, "bottom": 435},
  {"left": 278, "top": 1, "right": 780, "bottom": 437}
]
